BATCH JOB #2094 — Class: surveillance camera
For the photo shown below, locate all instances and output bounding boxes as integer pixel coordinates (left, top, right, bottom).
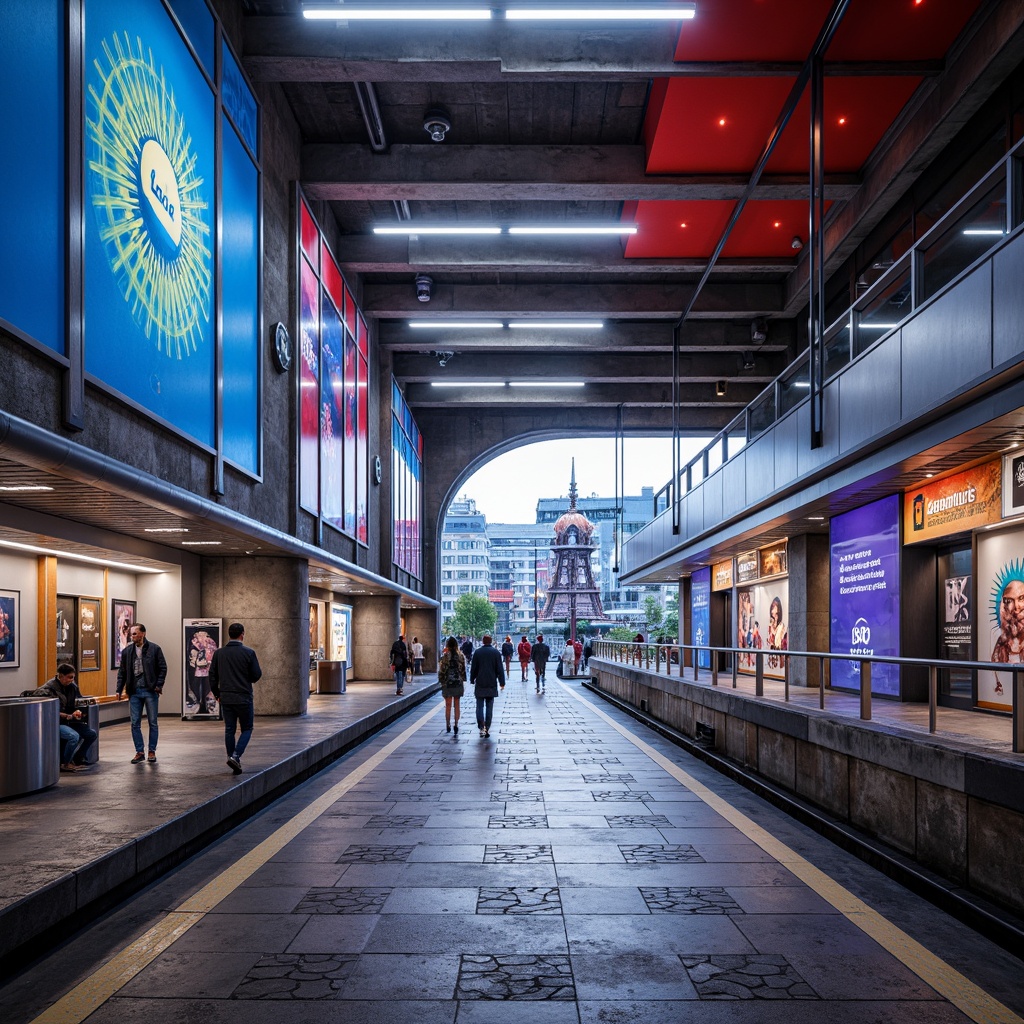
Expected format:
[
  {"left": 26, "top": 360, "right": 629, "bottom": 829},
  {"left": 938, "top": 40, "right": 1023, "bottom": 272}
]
[
  {"left": 423, "top": 109, "right": 452, "bottom": 143},
  {"left": 434, "top": 350, "right": 455, "bottom": 367},
  {"left": 415, "top": 274, "right": 433, "bottom": 303},
  {"left": 791, "top": 235, "right": 804, "bottom": 250},
  {"left": 750, "top": 317, "right": 767, "bottom": 344}
]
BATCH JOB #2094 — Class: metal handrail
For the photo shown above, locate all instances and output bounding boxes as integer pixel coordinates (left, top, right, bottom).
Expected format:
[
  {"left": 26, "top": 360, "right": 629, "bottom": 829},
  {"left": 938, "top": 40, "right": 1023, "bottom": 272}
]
[
  {"left": 652, "top": 133, "right": 1024, "bottom": 519},
  {"left": 592, "top": 640, "right": 1024, "bottom": 754}
]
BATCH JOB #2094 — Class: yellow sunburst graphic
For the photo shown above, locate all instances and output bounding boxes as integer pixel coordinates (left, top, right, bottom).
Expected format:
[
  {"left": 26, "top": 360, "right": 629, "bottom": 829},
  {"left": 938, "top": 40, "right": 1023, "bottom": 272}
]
[{"left": 87, "top": 32, "right": 211, "bottom": 359}]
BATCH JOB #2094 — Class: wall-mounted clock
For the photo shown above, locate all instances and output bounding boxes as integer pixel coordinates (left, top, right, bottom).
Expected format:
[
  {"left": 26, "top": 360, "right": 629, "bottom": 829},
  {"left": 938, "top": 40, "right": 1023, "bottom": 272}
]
[
  {"left": 271, "top": 321, "right": 292, "bottom": 373},
  {"left": 372, "top": 455, "right": 382, "bottom": 485}
]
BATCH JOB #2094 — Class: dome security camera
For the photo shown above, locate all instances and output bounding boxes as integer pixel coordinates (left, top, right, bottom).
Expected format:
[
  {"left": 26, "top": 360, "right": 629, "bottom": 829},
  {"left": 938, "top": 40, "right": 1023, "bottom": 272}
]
[
  {"left": 423, "top": 109, "right": 451, "bottom": 142},
  {"left": 415, "top": 274, "right": 433, "bottom": 303}
]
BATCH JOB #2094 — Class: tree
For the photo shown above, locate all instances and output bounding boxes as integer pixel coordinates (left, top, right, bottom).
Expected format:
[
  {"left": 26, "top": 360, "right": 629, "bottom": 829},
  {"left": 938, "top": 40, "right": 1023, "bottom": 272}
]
[
  {"left": 447, "top": 592, "right": 497, "bottom": 639},
  {"left": 575, "top": 619, "right": 591, "bottom": 639},
  {"left": 662, "top": 593, "right": 679, "bottom": 639},
  {"left": 606, "top": 625, "right": 639, "bottom": 641},
  {"left": 643, "top": 594, "right": 664, "bottom": 634}
]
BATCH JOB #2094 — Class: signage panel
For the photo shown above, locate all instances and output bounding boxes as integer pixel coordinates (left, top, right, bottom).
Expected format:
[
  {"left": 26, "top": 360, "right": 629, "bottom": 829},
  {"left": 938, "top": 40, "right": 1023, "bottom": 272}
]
[
  {"left": 904, "top": 461, "right": 1001, "bottom": 544},
  {"left": 1002, "top": 452, "right": 1024, "bottom": 518},
  {"left": 736, "top": 579, "right": 789, "bottom": 680},
  {"left": 976, "top": 529, "right": 1023, "bottom": 712},
  {"left": 690, "top": 567, "right": 711, "bottom": 669},
  {"left": 758, "top": 541, "right": 788, "bottom": 578},
  {"left": 735, "top": 550, "right": 759, "bottom": 584},
  {"left": 712, "top": 559, "right": 733, "bottom": 592}
]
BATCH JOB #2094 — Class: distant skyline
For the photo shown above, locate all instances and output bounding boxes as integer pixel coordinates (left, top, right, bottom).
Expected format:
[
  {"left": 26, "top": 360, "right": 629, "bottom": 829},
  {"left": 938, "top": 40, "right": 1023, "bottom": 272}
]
[{"left": 453, "top": 436, "right": 711, "bottom": 525}]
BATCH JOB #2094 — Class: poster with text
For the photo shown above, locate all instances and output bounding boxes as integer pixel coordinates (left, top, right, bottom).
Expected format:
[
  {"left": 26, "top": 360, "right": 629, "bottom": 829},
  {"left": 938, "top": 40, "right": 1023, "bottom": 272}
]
[
  {"left": 830, "top": 495, "right": 901, "bottom": 696},
  {"left": 942, "top": 576, "right": 972, "bottom": 650},
  {"left": 737, "top": 579, "right": 789, "bottom": 679},
  {"left": 976, "top": 529, "right": 1024, "bottom": 711},
  {"left": 690, "top": 567, "right": 711, "bottom": 669}
]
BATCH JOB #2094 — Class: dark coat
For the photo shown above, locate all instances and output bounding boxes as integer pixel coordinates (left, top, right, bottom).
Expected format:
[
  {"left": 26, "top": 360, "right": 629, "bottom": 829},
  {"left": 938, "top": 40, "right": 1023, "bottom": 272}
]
[
  {"left": 501, "top": 641, "right": 514, "bottom": 660},
  {"left": 116, "top": 639, "right": 168, "bottom": 696},
  {"left": 35, "top": 676, "right": 83, "bottom": 717},
  {"left": 210, "top": 640, "right": 263, "bottom": 705},
  {"left": 390, "top": 639, "right": 409, "bottom": 671},
  {"left": 439, "top": 649, "right": 466, "bottom": 698},
  {"left": 470, "top": 643, "right": 505, "bottom": 697},
  {"left": 460, "top": 639, "right": 474, "bottom": 662},
  {"left": 531, "top": 641, "right": 550, "bottom": 667}
]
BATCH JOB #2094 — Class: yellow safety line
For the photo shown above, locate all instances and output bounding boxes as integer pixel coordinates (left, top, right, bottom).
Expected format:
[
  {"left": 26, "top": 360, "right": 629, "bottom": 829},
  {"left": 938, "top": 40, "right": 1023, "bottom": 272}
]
[
  {"left": 561, "top": 682, "right": 1022, "bottom": 1024},
  {"left": 31, "top": 701, "right": 442, "bottom": 1024}
]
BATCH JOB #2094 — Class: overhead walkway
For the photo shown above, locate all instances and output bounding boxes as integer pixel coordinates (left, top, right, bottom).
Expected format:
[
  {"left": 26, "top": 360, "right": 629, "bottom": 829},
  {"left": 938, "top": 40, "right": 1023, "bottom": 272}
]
[{"left": 1, "top": 679, "right": 1022, "bottom": 1024}]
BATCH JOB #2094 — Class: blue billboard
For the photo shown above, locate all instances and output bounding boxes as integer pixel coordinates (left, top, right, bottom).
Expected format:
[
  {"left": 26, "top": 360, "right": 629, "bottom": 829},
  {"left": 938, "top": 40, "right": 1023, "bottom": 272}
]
[
  {"left": 830, "top": 495, "right": 901, "bottom": 696},
  {"left": 691, "top": 566, "right": 711, "bottom": 670}
]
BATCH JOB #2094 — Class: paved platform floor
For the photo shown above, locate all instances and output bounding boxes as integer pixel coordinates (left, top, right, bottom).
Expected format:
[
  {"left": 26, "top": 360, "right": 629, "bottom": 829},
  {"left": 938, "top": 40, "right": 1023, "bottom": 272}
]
[{"left": 2, "top": 679, "right": 1022, "bottom": 1024}]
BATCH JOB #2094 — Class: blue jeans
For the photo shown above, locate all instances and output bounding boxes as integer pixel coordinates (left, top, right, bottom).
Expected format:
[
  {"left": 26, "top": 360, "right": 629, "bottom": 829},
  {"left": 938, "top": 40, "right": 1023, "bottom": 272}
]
[
  {"left": 59, "top": 723, "right": 80, "bottom": 764},
  {"left": 129, "top": 689, "right": 160, "bottom": 752},
  {"left": 222, "top": 700, "right": 254, "bottom": 759},
  {"left": 476, "top": 696, "right": 494, "bottom": 730},
  {"left": 394, "top": 669, "right": 406, "bottom": 691}
]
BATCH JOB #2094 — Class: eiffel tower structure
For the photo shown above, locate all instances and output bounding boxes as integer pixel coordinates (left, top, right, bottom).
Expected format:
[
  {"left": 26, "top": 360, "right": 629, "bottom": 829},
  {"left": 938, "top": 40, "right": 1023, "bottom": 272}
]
[{"left": 540, "top": 460, "right": 604, "bottom": 639}]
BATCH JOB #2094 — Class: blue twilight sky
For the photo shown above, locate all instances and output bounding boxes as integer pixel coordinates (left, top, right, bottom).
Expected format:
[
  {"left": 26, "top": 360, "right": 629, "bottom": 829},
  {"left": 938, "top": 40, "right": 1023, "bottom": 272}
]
[{"left": 455, "top": 436, "right": 711, "bottom": 525}]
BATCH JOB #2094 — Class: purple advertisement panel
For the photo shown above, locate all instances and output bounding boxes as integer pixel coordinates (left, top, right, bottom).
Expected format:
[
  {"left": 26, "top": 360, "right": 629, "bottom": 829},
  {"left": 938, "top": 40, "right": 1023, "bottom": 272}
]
[
  {"left": 690, "top": 567, "right": 711, "bottom": 669},
  {"left": 298, "top": 259, "right": 319, "bottom": 512},
  {"left": 319, "top": 293, "right": 344, "bottom": 529},
  {"left": 343, "top": 328, "right": 357, "bottom": 535},
  {"left": 830, "top": 494, "right": 901, "bottom": 696}
]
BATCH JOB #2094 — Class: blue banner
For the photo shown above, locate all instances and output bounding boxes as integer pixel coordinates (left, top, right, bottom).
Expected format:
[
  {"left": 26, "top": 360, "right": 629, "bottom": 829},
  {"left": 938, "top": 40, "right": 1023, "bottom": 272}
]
[{"left": 691, "top": 566, "right": 711, "bottom": 669}]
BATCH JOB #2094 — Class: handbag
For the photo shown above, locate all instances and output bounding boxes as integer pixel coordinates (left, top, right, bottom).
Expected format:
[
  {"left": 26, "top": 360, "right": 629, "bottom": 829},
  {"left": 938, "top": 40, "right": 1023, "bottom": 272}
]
[{"left": 405, "top": 668, "right": 413, "bottom": 684}]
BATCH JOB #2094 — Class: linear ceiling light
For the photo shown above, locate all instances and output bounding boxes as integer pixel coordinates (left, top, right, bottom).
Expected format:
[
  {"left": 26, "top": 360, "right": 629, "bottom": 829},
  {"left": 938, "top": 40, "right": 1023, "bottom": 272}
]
[
  {"left": 506, "top": 5, "right": 694, "bottom": 19},
  {"left": 508, "top": 381, "right": 585, "bottom": 388},
  {"left": 508, "top": 321, "right": 604, "bottom": 329},
  {"left": 430, "top": 381, "right": 506, "bottom": 388},
  {"left": 962, "top": 228, "right": 1004, "bottom": 236},
  {"left": 0, "top": 538, "right": 165, "bottom": 573},
  {"left": 408, "top": 321, "right": 503, "bottom": 328},
  {"left": 0, "top": 484, "right": 54, "bottom": 491},
  {"left": 508, "top": 225, "right": 636, "bottom": 235},
  {"left": 373, "top": 225, "right": 501, "bottom": 235},
  {"left": 303, "top": 7, "right": 492, "bottom": 21}
]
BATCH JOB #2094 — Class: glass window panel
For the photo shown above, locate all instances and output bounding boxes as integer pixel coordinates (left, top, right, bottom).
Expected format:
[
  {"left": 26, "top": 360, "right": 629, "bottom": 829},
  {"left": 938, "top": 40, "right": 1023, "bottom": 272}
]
[
  {"left": 749, "top": 388, "right": 776, "bottom": 437},
  {"left": 854, "top": 264, "right": 911, "bottom": 357},
  {"left": 823, "top": 317, "right": 852, "bottom": 381},
  {"left": 778, "top": 358, "right": 809, "bottom": 417},
  {"left": 299, "top": 258, "right": 320, "bottom": 512},
  {"left": 300, "top": 200, "right": 318, "bottom": 270},
  {"left": 221, "top": 37, "right": 257, "bottom": 154},
  {"left": 320, "top": 291, "right": 344, "bottom": 529},
  {"left": 322, "top": 246, "right": 344, "bottom": 313}
]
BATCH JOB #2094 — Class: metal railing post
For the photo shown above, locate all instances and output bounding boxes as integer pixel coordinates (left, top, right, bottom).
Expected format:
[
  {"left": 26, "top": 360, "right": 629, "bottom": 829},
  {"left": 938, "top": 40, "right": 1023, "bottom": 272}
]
[
  {"left": 860, "top": 661, "right": 872, "bottom": 721},
  {"left": 693, "top": 649, "right": 698, "bottom": 681},
  {"left": 732, "top": 653, "right": 737, "bottom": 688},
  {"left": 818, "top": 656, "right": 825, "bottom": 709},
  {"left": 928, "top": 665, "right": 937, "bottom": 734},
  {"left": 711, "top": 650, "right": 719, "bottom": 687},
  {"left": 783, "top": 656, "right": 789, "bottom": 702},
  {"left": 1014, "top": 667, "right": 1024, "bottom": 754},
  {"left": 755, "top": 652, "right": 764, "bottom": 696}
]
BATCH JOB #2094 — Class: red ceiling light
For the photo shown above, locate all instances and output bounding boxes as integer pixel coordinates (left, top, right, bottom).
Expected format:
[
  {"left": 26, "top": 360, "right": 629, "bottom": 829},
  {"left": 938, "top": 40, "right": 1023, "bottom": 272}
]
[
  {"left": 773, "top": 220, "right": 781, "bottom": 228},
  {"left": 838, "top": 116, "right": 847, "bottom": 125},
  {"left": 680, "top": 222, "right": 687, "bottom": 228},
  {"left": 718, "top": 117, "right": 727, "bottom": 127}
]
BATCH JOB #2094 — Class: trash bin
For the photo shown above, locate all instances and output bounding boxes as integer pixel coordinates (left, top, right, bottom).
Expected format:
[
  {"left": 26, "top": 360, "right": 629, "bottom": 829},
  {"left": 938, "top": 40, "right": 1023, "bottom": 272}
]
[
  {"left": 75, "top": 699, "right": 100, "bottom": 764},
  {"left": 0, "top": 697, "right": 59, "bottom": 797},
  {"left": 317, "top": 660, "right": 347, "bottom": 694}
]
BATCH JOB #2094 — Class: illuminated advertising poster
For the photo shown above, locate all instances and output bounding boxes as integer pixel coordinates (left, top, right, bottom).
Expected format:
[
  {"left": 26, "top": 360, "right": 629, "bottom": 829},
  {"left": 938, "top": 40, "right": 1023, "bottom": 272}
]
[
  {"left": 759, "top": 542, "right": 787, "bottom": 578},
  {"left": 84, "top": 0, "right": 215, "bottom": 446},
  {"left": 299, "top": 258, "right": 319, "bottom": 511},
  {"left": 830, "top": 495, "right": 901, "bottom": 697},
  {"left": 690, "top": 567, "right": 711, "bottom": 669},
  {"left": 320, "top": 293, "right": 344, "bottom": 529},
  {"left": 976, "top": 529, "right": 1024, "bottom": 711},
  {"left": 331, "top": 604, "right": 351, "bottom": 664},
  {"left": 712, "top": 559, "right": 733, "bottom": 592},
  {"left": 1002, "top": 451, "right": 1024, "bottom": 518},
  {"left": 343, "top": 327, "right": 358, "bottom": 535},
  {"left": 737, "top": 580, "right": 789, "bottom": 680},
  {"left": 357, "top": 346, "right": 369, "bottom": 544},
  {"left": 904, "top": 460, "right": 1001, "bottom": 544},
  {"left": 735, "top": 550, "right": 758, "bottom": 584}
]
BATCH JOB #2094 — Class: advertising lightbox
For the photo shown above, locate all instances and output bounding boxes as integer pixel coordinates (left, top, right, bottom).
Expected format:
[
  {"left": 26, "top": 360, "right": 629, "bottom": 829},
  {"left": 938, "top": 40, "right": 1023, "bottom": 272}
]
[{"left": 690, "top": 567, "right": 711, "bottom": 669}]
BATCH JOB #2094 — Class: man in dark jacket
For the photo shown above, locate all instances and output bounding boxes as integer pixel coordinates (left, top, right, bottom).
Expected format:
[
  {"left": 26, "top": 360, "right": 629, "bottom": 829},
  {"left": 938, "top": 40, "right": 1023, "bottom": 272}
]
[
  {"left": 531, "top": 633, "right": 551, "bottom": 693},
  {"left": 469, "top": 635, "right": 505, "bottom": 738},
  {"left": 460, "top": 636, "right": 474, "bottom": 664},
  {"left": 390, "top": 634, "right": 410, "bottom": 695},
  {"left": 210, "top": 622, "right": 262, "bottom": 775},
  {"left": 116, "top": 623, "right": 167, "bottom": 764},
  {"left": 36, "top": 664, "right": 97, "bottom": 771}
]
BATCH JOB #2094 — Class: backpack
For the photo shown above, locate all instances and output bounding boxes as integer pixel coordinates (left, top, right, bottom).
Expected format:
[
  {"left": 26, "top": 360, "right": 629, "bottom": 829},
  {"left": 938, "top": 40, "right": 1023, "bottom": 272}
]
[{"left": 445, "top": 657, "right": 462, "bottom": 684}]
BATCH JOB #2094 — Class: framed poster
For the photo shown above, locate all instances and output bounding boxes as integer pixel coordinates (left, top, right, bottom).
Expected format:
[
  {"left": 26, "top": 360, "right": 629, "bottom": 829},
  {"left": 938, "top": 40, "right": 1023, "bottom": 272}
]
[
  {"left": 331, "top": 604, "right": 352, "bottom": 664},
  {"left": 79, "top": 597, "right": 102, "bottom": 672},
  {"left": 976, "top": 529, "right": 1023, "bottom": 712},
  {"left": 737, "top": 580, "right": 790, "bottom": 680},
  {"left": 690, "top": 567, "right": 711, "bottom": 669},
  {"left": 0, "top": 589, "right": 19, "bottom": 668},
  {"left": 56, "top": 595, "right": 77, "bottom": 667},
  {"left": 735, "top": 550, "right": 759, "bottom": 584},
  {"left": 111, "top": 599, "right": 136, "bottom": 668},
  {"left": 758, "top": 541, "right": 788, "bottom": 578},
  {"left": 183, "top": 618, "right": 222, "bottom": 719}
]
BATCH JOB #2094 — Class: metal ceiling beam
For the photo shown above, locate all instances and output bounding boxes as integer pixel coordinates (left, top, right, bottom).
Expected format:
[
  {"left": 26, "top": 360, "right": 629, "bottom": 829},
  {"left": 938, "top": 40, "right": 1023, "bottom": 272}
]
[
  {"left": 392, "top": 351, "right": 780, "bottom": 382},
  {"left": 243, "top": 19, "right": 940, "bottom": 83},
  {"left": 302, "top": 144, "right": 860, "bottom": 202},
  {"left": 335, "top": 236, "right": 795, "bottom": 275},
  {"left": 402, "top": 381, "right": 762, "bottom": 407},
  {"left": 378, "top": 319, "right": 796, "bottom": 352},
  {"left": 362, "top": 281, "right": 785, "bottom": 319}
]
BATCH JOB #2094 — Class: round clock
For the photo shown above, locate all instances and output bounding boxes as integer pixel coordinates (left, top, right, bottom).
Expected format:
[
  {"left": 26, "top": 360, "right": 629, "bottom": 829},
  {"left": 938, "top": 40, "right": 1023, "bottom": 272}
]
[
  {"left": 271, "top": 321, "right": 292, "bottom": 373},
  {"left": 372, "top": 455, "right": 383, "bottom": 485}
]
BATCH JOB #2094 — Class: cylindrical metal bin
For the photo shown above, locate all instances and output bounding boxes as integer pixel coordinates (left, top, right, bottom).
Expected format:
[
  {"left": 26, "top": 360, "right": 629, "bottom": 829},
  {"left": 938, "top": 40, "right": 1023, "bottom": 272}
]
[
  {"left": 0, "top": 697, "right": 59, "bottom": 798},
  {"left": 77, "top": 701, "right": 100, "bottom": 765},
  {"left": 317, "top": 660, "right": 347, "bottom": 693}
]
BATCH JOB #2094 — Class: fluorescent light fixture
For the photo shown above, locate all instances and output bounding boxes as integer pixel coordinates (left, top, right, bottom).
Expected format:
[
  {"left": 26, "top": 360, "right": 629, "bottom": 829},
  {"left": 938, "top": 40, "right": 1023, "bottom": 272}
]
[
  {"left": 506, "top": 5, "right": 695, "bottom": 20},
  {"left": 962, "top": 228, "right": 1005, "bottom": 236},
  {"left": 144, "top": 527, "right": 190, "bottom": 533},
  {"left": 373, "top": 225, "right": 501, "bottom": 235},
  {"left": 181, "top": 540, "right": 223, "bottom": 546},
  {"left": 807, "top": 516, "right": 826, "bottom": 521},
  {"left": 508, "top": 321, "right": 604, "bottom": 329},
  {"left": 508, "top": 225, "right": 636, "bottom": 235},
  {"left": 304, "top": 6, "right": 492, "bottom": 20},
  {"left": 859, "top": 323, "right": 898, "bottom": 330},
  {"left": 0, "top": 538, "right": 164, "bottom": 573},
  {"left": 789, "top": 381, "right": 811, "bottom": 389},
  {"left": 0, "top": 484, "right": 54, "bottom": 492},
  {"left": 408, "top": 321, "right": 503, "bottom": 328},
  {"left": 508, "top": 381, "right": 585, "bottom": 388},
  {"left": 430, "top": 381, "right": 506, "bottom": 388}
]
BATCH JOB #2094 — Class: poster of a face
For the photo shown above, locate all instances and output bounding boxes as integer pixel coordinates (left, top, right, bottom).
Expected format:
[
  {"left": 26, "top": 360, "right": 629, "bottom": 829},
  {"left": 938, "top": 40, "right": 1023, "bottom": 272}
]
[
  {"left": 737, "top": 580, "right": 789, "bottom": 679},
  {"left": 183, "top": 618, "right": 222, "bottom": 719},
  {"left": 0, "top": 590, "right": 19, "bottom": 668},
  {"left": 79, "top": 598, "right": 101, "bottom": 671},
  {"left": 309, "top": 603, "right": 322, "bottom": 654},
  {"left": 977, "top": 531, "right": 1024, "bottom": 711},
  {"left": 690, "top": 567, "right": 711, "bottom": 669},
  {"left": 829, "top": 495, "right": 901, "bottom": 697},
  {"left": 111, "top": 599, "right": 136, "bottom": 668}
]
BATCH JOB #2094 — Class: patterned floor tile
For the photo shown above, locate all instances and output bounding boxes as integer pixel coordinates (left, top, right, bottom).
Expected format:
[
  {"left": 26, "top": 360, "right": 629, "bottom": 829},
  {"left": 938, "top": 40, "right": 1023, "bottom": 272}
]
[
  {"left": 364, "top": 815, "right": 428, "bottom": 829},
  {"left": 605, "top": 815, "right": 672, "bottom": 828},
  {"left": 488, "top": 815, "right": 549, "bottom": 828},
  {"left": 679, "top": 954, "right": 819, "bottom": 999},
  {"left": 618, "top": 844, "right": 704, "bottom": 864},
  {"left": 294, "top": 887, "right": 392, "bottom": 914},
  {"left": 232, "top": 953, "right": 358, "bottom": 999},
  {"left": 337, "top": 845, "right": 416, "bottom": 863},
  {"left": 456, "top": 954, "right": 575, "bottom": 1000},
  {"left": 592, "top": 792, "right": 652, "bottom": 802},
  {"left": 477, "top": 887, "right": 563, "bottom": 914},
  {"left": 484, "top": 844, "right": 553, "bottom": 863}
]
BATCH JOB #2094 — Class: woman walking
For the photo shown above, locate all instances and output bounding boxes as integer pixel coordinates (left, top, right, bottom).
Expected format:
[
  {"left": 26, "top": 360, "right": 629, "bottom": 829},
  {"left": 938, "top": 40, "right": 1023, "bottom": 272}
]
[
  {"left": 501, "top": 635, "right": 514, "bottom": 676},
  {"left": 438, "top": 635, "right": 466, "bottom": 735}
]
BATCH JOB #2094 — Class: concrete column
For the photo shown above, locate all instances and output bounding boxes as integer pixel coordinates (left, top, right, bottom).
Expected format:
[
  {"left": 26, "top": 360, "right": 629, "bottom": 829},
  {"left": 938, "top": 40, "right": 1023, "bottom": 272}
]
[
  {"left": 786, "top": 534, "right": 829, "bottom": 687},
  {"left": 201, "top": 556, "right": 308, "bottom": 715},
  {"left": 353, "top": 594, "right": 401, "bottom": 681},
  {"left": 404, "top": 608, "right": 439, "bottom": 673}
]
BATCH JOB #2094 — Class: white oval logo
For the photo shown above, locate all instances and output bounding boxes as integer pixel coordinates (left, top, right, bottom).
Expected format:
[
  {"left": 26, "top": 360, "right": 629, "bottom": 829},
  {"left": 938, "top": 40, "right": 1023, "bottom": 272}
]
[{"left": 140, "top": 139, "right": 181, "bottom": 252}]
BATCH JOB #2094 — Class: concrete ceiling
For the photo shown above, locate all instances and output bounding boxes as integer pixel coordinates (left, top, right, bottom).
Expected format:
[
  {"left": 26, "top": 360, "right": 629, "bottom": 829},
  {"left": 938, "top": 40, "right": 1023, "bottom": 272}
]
[{"left": 241, "top": 0, "right": 1015, "bottom": 425}]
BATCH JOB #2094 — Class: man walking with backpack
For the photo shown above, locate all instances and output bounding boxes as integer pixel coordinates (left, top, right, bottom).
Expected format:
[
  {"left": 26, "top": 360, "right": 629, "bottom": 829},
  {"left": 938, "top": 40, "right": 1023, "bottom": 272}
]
[
  {"left": 531, "top": 633, "right": 551, "bottom": 693},
  {"left": 470, "top": 634, "right": 504, "bottom": 738}
]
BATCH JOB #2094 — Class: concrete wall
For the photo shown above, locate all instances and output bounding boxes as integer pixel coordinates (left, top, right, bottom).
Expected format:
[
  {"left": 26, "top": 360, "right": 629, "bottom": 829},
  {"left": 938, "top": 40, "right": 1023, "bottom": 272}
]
[{"left": 591, "top": 657, "right": 1024, "bottom": 917}]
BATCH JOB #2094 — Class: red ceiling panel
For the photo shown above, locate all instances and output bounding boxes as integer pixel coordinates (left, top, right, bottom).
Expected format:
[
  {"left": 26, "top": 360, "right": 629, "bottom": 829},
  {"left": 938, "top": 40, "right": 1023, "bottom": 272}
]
[
  {"left": 721, "top": 200, "right": 831, "bottom": 258},
  {"left": 624, "top": 200, "right": 736, "bottom": 259},
  {"left": 673, "top": 0, "right": 982, "bottom": 63},
  {"left": 645, "top": 75, "right": 920, "bottom": 175}
]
